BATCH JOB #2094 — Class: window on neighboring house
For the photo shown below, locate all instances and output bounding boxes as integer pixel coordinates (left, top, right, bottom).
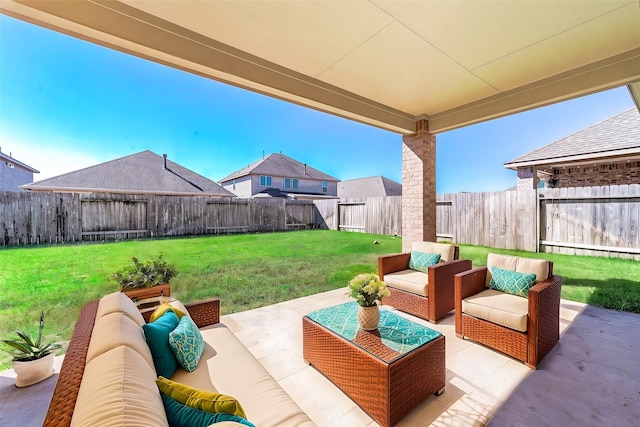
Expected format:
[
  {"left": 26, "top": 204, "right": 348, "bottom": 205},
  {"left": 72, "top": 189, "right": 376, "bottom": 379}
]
[
  {"left": 259, "top": 175, "right": 272, "bottom": 186},
  {"left": 322, "top": 181, "right": 328, "bottom": 193},
  {"left": 284, "top": 178, "right": 298, "bottom": 190}
]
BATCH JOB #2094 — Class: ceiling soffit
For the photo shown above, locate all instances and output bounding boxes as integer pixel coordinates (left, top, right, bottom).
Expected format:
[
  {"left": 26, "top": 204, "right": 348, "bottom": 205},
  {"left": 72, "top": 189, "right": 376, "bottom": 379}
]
[{"left": 2, "top": 0, "right": 640, "bottom": 135}]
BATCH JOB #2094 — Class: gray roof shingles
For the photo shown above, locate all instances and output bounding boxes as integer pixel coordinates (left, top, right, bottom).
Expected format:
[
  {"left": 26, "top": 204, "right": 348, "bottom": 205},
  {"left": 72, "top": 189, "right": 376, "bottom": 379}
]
[
  {"left": 505, "top": 107, "right": 640, "bottom": 166},
  {"left": 219, "top": 153, "right": 339, "bottom": 182},
  {"left": 338, "top": 176, "right": 402, "bottom": 198},
  {"left": 23, "top": 150, "right": 235, "bottom": 197}
]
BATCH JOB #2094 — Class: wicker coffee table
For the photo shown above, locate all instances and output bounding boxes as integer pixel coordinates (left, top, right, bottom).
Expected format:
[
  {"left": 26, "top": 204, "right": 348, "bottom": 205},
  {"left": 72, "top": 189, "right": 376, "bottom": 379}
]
[{"left": 303, "top": 302, "right": 445, "bottom": 427}]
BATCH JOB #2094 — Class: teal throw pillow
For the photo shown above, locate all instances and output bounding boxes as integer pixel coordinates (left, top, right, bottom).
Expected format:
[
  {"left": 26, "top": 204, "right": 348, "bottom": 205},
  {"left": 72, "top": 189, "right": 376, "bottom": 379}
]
[
  {"left": 490, "top": 266, "right": 537, "bottom": 297},
  {"left": 161, "top": 394, "right": 255, "bottom": 427},
  {"left": 408, "top": 251, "right": 441, "bottom": 273},
  {"left": 169, "top": 315, "right": 205, "bottom": 372},
  {"left": 142, "top": 310, "right": 180, "bottom": 378}
]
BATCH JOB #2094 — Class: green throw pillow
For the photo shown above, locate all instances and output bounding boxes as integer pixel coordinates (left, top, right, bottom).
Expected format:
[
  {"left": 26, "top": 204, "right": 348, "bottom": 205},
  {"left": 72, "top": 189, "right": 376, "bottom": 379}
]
[
  {"left": 161, "top": 394, "right": 255, "bottom": 427},
  {"left": 157, "top": 376, "right": 247, "bottom": 418},
  {"left": 490, "top": 266, "right": 537, "bottom": 297},
  {"left": 169, "top": 315, "right": 205, "bottom": 372},
  {"left": 142, "top": 310, "right": 180, "bottom": 378},
  {"left": 408, "top": 251, "right": 441, "bottom": 273}
]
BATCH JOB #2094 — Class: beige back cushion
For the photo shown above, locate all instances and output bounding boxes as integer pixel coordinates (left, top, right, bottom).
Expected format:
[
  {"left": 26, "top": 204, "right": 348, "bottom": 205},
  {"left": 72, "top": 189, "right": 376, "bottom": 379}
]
[
  {"left": 71, "top": 346, "right": 168, "bottom": 427},
  {"left": 411, "top": 241, "right": 456, "bottom": 263},
  {"left": 485, "top": 253, "right": 550, "bottom": 287},
  {"left": 86, "top": 312, "right": 155, "bottom": 370},
  {"left": 96, "top": 291, "right": 146, "bottom": 327}
]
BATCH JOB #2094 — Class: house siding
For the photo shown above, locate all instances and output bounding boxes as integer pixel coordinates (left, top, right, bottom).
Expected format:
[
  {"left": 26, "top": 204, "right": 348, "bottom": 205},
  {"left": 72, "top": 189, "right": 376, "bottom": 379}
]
[
  {"left": 250, "top": 174, "right": 337, "bottom": 197},
  {"left": 222, "top": 175, "right": 252, "bottom": 198},
  {"left": 0, "top": 161, "right": 34, "bottom": 192},
  {"left": 550, "top": 161, "right": 640, "bottom": 187}
]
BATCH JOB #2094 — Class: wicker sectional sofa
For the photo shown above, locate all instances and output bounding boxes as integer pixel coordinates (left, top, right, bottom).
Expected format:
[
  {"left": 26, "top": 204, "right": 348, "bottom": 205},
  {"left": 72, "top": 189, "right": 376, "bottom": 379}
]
[{"left": 43, "top": 292, "right": 315, "bottom": 427}]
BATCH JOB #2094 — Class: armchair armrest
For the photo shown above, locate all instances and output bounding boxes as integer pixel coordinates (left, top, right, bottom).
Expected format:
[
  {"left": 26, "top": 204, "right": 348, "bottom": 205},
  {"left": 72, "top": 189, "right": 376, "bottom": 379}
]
[
  {"left": 378, "top": 253, "right": 411, "bottom": 278},
  {"left": 428, "top": 259, "right": 472, "bottom": 322},
  {"left": 454, "top": 267, "right": 487, "bottom": 335},
  {"left": 527, "top": 275, "right": 562, "bottom": 367},
  {"left": 455, "top": 267, "right": 487, "bottom": 300},
  {"left": 185, "top": 298, "right": 221, "bottom": 327}
]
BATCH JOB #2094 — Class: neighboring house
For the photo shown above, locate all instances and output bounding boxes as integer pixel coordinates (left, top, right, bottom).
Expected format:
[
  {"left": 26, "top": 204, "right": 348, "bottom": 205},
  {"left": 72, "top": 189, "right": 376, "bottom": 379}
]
[
  {"left": 22, "top": 150, "right": 235, "bottom": 197},
  {"left": 0, "top": 149, "right": 39, "bottom": 192},
  {"left": 337, "top": 176, "right": 402, "bottom": 198},
  {"left": 505, "top": 107, "right": 640, "bottom": 188},
  {"left": 219, "top": 153, "right": 339, "bottom": 199}
]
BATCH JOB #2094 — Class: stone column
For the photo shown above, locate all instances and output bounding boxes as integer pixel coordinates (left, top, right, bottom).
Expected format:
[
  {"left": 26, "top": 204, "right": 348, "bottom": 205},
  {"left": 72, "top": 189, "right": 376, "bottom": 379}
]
[{"left": 402, "top": 119, "right": 436, "bottom": 253}]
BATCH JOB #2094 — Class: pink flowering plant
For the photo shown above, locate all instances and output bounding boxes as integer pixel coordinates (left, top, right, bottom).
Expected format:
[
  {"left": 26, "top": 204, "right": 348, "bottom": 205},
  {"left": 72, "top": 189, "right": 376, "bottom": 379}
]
[{"left": 348, "top": 273, "right": 390, "bottom": 307}]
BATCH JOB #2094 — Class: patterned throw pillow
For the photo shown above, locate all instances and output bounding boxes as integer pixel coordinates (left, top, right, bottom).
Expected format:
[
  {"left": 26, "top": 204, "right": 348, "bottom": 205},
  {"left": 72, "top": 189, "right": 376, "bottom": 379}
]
[
  {"left": 169, "top": 315, "right": 205, "bottom": 372},
  {"left": 161, "top": 394, "right": 255, "bottom": 427},
  {"left": 408, "top": 251, "right": 441, "bottom": 273},
  {"left": 490, "top": 266, "right": 537, "bottom": 297},
  {"left": 142, "top": 310, "right": 180, "bottom": 378},
  {"left": 156, "top": 376, "right": 247, "bottom": 418}
]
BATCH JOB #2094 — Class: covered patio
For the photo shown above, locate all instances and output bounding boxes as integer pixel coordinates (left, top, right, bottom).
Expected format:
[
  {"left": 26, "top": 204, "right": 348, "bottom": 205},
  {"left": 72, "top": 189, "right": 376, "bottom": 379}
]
[
  {"left": 2, "top": 289, "right": 639, "bottom": 426},
  {"left": 1, "top": 2, "right": 639, "bottom": 426}
]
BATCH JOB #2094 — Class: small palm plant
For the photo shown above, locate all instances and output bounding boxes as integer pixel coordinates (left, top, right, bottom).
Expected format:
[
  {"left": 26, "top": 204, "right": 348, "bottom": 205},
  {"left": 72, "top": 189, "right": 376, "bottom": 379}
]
[{"left": 2, "top": 311, "right": 61, "bottom": 361}]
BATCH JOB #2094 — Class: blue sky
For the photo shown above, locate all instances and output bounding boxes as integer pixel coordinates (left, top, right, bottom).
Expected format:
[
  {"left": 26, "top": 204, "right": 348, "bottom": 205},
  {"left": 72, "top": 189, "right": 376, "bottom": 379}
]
[{"left": 0, "top": 15, "right": 636, "bottom": 194}]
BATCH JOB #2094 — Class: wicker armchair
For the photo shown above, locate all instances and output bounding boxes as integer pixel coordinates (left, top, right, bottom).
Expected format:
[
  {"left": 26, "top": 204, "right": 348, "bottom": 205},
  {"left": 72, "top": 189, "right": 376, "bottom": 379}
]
[
  {"left": 378, "top": 241, "right": 472, "bottom": 323},
  {"left": 454, "top": 253, "right": 562, "bottom": 369}
]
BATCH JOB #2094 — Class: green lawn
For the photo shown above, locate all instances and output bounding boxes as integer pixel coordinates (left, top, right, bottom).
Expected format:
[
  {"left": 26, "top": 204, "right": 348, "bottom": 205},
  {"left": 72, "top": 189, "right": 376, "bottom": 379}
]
[{"left": 1, "top": 230, "right": 638, "bottom": 369}]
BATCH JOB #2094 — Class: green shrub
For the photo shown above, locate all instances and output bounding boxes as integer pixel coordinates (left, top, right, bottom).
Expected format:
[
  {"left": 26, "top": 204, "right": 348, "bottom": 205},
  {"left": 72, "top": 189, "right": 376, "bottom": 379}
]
[{"left": 111, "top": 254, "right": 178, "bottom": 290}]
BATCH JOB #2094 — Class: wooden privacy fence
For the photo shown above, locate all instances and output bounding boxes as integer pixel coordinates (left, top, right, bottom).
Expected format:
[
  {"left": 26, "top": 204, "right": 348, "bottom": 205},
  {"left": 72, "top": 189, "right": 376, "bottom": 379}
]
[
  {"left": 3, "top": 186, "right": 638, "bottom": 259},
  {"left": 313, "top": 196, "right": 401, "bottom": 236},
  {"left": 437, "top": 184, "right": 640, "bottom": 259},
  {"left": 436, "top": 189, "right": 537, "bottom": 251},
  {"left": 538, "top": 185, "right": 640, "bottom": 258},
  {"left": 0, "top": 192, "right": 316, "bottom": 246}
]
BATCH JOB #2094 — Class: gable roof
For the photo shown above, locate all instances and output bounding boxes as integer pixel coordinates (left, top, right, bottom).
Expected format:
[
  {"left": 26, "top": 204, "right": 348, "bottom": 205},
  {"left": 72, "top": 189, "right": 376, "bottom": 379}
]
[
  {"left": 219, "top": 153, "right": 339, "bottom": 183},
  {"left": 22, "top": 150, "right": 235, "bottom": 197},
  {"left": 0, "top": 150, "right": 39, "bottom": 173},
  {"left": 505, "top": 108, "right": 640, "bottom": 169},
  {"left": 337, "top": 176, "right": 402, "bottom": 198}
]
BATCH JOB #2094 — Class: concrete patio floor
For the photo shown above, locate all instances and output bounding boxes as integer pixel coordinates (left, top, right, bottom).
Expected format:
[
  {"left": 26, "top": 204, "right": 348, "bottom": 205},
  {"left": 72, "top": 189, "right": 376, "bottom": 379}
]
[{"left": 1, "top": 289, "right": 638, "bottom": 426}]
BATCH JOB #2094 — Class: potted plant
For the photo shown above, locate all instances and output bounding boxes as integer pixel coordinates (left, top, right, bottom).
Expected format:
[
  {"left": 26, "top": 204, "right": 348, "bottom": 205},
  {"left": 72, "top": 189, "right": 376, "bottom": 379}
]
[
  {"left": 111, "top": 254, "right": 178, "bottom": 304},
  {"left": 347, "top": 273, "right": 390, "bottom": 330},
  {"left": 2, "top": 311, "right": 61, "bottom": 387}
]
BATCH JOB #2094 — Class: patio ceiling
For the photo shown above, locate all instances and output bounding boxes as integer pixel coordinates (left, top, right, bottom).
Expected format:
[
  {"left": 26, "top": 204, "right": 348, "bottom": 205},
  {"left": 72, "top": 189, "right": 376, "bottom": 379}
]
[{"left": 2, "top": 0, "right": 640, "bottom": 134}]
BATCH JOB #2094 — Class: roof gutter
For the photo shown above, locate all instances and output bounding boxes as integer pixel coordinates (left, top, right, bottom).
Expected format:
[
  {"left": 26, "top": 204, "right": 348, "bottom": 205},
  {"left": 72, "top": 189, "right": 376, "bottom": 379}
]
[
  {"left": 504, "top": 147, "right": 640, "bottom": 170},
  {"left": 19, "top": 186, "right": 236, "bottom": 197}
]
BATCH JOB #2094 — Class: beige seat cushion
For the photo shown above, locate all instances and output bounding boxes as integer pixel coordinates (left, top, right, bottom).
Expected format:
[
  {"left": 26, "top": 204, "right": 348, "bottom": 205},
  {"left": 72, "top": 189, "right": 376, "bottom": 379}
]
[
  {"left": 71, "top": 346, "right": 168, "bottom": 427},
  {"left": 412, "top": 241, "right": 455, "bottom": 263},
  {"left": 96, "top": 291, "right": 146, "bottom": 327},
  {"left": 86, "top": 312, "right": 155, "bottom": 370},
  {"left": 171, "top": 323, "right": 315, "bottom": 427},
  {"left": 462, "top": 289, "right": 529, "bottom": 332},
  {"left": 485, "top": 253, "right": 550, "bottom": 288},
  {"left": 383, "top": 269, "right": 429, "bottom": 296}
]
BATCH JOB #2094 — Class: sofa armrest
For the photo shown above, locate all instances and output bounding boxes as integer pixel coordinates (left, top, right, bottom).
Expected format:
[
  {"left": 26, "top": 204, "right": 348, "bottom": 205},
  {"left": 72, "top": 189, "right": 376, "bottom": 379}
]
[
  {"left": 139, "top": 298, "right": 221, "bottom": 327},
  {"left": 427, "top": 259, "right": 473, "bottom": 322},
  {"left": 454, "top": 267, "right": 487, "bottom": 335},
  {"left": 43, "top": 300, "right": 99, "bottom": 427},
  {"left": 378, "top": 253, "right": 410, "bottom": 279},
  {"left": 527, "top": 275, "right": 562, "bottom": 367},
  {"left": 186, "top": 298, "right": 221, "bottom": 327}
]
